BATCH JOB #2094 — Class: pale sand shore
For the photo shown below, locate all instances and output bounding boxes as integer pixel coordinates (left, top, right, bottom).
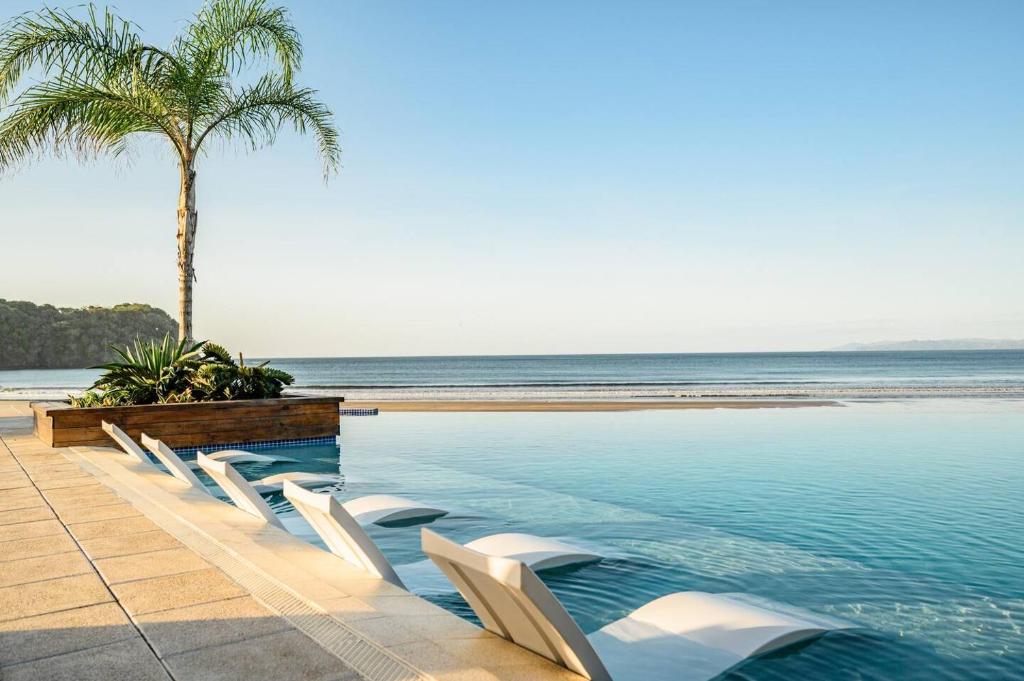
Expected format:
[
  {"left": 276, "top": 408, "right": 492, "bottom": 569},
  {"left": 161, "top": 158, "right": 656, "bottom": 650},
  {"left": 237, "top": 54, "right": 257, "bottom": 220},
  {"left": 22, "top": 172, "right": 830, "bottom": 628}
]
[{"left": 339, "top": 399, "right": 840, "bottom": 412}]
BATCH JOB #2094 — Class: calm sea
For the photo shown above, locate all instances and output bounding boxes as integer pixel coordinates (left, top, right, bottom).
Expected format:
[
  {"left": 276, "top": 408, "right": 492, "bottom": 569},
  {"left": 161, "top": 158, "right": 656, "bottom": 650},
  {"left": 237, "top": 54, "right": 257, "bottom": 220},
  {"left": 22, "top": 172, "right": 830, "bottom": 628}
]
[{"left": 2, "top": 350, "right": 1023, "bottom": 400}]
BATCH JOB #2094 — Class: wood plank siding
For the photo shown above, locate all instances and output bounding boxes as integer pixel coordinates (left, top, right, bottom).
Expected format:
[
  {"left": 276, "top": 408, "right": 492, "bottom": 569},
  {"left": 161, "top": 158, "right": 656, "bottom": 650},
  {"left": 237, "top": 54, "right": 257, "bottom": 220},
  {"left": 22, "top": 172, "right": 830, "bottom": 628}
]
[{"left": 32, "top": 397, "right": 343, "bottom": 448}]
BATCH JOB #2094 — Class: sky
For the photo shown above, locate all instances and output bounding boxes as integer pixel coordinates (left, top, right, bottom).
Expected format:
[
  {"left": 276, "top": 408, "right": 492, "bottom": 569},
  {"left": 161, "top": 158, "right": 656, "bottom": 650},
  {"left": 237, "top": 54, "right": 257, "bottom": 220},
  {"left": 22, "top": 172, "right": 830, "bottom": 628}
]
[{"left": 2, "top": 1, "right": 1022, "bottom": 357}]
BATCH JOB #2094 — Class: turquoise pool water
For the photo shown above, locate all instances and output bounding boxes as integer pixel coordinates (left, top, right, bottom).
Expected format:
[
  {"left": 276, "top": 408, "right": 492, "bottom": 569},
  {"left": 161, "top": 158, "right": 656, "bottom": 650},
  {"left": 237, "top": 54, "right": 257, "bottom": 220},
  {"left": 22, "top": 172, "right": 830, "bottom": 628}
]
[{"left": 215, "top": 400, "right": 1024, "bottom": 680}]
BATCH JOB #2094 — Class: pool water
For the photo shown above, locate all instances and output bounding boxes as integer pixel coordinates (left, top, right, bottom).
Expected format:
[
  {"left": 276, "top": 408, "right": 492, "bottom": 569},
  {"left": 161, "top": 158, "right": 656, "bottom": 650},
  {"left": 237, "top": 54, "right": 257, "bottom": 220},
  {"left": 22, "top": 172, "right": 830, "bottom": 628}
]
[{"left": 208, "top": 400, "right": 1024, "bottom": 680}]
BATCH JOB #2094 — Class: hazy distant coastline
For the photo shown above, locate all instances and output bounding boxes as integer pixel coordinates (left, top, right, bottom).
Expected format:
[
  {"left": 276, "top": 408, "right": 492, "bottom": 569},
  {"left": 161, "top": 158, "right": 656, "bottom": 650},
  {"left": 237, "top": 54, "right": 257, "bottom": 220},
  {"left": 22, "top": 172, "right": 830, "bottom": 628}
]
[{"left": 833, "top": 339, "right": 1024, "bottom": 351}]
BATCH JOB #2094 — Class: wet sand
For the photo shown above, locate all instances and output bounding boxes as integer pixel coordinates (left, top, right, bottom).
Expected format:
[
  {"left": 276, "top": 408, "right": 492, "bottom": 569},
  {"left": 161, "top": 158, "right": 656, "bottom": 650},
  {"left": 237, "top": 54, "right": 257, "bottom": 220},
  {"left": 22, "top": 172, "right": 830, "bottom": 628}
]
[{"left": 338, "top": 399, "right": 839, "bottom": 412}]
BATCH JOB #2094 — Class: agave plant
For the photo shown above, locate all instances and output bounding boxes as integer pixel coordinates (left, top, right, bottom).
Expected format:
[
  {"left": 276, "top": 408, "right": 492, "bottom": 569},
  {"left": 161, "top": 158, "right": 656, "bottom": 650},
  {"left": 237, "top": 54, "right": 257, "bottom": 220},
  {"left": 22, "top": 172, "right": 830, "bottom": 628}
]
[
  {"left": 82, "top": 334, "right": 206, "bottom": 405},
  {"left": 69, "top": 334, "right": 294, "bottom": 406}
]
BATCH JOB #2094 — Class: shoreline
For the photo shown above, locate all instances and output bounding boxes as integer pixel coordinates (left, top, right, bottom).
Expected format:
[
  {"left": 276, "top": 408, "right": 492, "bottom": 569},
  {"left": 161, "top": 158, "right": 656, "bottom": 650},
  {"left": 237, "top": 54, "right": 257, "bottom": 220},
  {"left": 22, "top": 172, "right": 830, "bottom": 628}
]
[{"left": 338, "top": 399, "right": 840, "bottom": 412}]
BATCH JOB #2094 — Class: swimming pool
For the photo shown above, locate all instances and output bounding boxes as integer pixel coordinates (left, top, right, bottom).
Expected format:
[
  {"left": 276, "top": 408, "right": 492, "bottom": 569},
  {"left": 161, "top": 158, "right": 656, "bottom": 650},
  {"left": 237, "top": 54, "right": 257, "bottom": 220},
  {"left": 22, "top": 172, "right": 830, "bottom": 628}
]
[{"left": 213, "top": 400, "right": 1024, "bottom": 680}]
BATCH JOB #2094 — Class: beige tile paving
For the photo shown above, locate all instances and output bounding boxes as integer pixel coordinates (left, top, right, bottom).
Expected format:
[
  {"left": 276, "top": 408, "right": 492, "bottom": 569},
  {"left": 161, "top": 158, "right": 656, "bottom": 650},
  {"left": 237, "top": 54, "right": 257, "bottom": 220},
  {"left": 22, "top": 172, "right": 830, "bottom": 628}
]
[
  {"left": 0, "top": 489, "right": 46, "bottom": 512},
  {"left": 162, "top": 630, "right": 359, "bottom": 681},
  {"left": 94, "top": 546, "right": 211, "bottom": 584},
  {"left": 136, "top": 596, "right": 292, "bottom": 656},
  {"left": 0, "top": 550, "right": 93, "bottom": 588},
  {"left": 35, "top": 475, "right": 105, "bottom": 490},
  {"left": 0, "top": 517, "right": 65, "bottom": 542},
  {"left": 68, "top": 514, "right": 162, "bottom": 541},
  {"left": 0, "top": 474, "right": 32, "bottom": 490},
  {"left": 0, "top": 504, "right": 54, "bottom": 525},
  {"left": 1, "top": 638, "right": 172, "bottom": 681},
  {"left": 111, "top": 567, "right": 248, "bottom": 615},
  {"left": 46, "top": 489, "right": 125, "bottom": 510},
  {"left": 0, "top": 424, "right": 361, "bottom": 681},
  {"left": 38, "top": 484, "right": 115, "bottom": 501},
  {"left": 0, "top": 602, "right": 136, "bottom": 666},
  {"left": 45, "top": 491, "right": 126, "bottom": 508},
  {"left": 55, "top": 500, "right": 142, "bottom": 524},
  {"left": 79, "top": 527, "right": 184, "bottom": 559},
  {"left": 0, "top": 573, "right": 113, "bottom": 622},
  {"left": 1, "top": 531, "right": 79, "bottom": 561}
]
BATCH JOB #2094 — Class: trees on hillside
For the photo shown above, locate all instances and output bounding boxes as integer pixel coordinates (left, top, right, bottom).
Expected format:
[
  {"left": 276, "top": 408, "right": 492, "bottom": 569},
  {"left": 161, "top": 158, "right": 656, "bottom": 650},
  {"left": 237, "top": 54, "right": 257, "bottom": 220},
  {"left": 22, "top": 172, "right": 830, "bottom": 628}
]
[{"left": 0, "top": 300, "right": 176, "bottom": 369}]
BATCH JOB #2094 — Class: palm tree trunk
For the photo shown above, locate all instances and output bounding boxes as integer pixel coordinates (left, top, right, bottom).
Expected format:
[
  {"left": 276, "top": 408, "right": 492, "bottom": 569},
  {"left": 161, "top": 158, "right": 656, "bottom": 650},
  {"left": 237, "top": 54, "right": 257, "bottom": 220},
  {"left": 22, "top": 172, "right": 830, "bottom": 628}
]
[{"left": 176, "top": 162, "right": 198, "bottom": 342}]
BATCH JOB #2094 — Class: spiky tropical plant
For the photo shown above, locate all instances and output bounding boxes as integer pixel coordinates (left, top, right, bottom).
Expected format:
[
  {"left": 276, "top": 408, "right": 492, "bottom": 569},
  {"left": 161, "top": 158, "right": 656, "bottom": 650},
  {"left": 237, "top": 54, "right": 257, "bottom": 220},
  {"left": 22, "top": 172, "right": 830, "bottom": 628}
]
[
  {"left": 75, "top": 334, "right": 206, "bottom": 405},
  {"left": 190, "top": 345, "right": 294, "bottom": 400},
  {"left": 69, "top": 334, "right": 294, "bottom": 406},
  {"left": 0, "top": 1, "right": 340, "bottom": 341}
]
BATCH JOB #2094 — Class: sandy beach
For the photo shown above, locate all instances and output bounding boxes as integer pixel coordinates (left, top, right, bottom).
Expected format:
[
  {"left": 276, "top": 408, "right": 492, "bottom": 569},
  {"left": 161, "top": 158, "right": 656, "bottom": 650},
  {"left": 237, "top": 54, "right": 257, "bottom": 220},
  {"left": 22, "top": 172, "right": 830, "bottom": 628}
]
[{"left": 338, "top": 399, "right": 839, "bottom": 412}]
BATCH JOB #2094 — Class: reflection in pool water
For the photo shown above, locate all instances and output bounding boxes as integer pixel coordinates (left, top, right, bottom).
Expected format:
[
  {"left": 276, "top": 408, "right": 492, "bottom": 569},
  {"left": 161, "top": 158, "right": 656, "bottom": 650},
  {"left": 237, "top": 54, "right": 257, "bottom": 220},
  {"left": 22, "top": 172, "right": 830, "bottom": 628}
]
[{"left": 194, "top": 400, "right": 1024, "bottom": 681}]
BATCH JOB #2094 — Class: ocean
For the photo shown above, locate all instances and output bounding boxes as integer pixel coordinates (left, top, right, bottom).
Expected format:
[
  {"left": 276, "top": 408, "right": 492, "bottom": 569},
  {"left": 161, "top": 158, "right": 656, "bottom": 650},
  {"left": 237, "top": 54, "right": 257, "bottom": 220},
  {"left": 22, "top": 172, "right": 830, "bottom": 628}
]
[{"left": 2, "top": 350, "right": 1023, "bottom": 400}]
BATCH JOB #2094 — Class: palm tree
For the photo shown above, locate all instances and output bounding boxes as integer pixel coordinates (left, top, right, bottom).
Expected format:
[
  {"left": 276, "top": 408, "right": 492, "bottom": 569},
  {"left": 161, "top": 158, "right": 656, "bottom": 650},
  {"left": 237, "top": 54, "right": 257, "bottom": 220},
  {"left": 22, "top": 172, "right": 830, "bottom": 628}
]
[{"left": 0, "top": 1, "right": 340, "bottom": 341}]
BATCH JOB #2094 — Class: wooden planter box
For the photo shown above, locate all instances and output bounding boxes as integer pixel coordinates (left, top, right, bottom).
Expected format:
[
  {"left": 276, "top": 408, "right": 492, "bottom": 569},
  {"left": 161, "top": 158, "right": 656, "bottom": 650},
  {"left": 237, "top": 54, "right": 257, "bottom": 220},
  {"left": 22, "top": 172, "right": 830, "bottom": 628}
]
[{"left": 31, "top": 396, "right": 343, "bottom": 449}]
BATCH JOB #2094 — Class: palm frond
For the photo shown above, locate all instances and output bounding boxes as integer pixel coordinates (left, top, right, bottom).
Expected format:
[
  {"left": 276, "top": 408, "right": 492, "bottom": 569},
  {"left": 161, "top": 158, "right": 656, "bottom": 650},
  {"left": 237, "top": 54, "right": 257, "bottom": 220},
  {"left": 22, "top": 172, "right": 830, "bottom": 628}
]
[
  {"left": 0, "top": 78, "right": 177, "bottom": 169},
  {"left": 181, "top": 0, "right": 301, "bottom": 85},
  {"left": 1, "top": 2, "right": 335, "bottom": 175},
  {"left": 0, "top": 5, "right": 143, "bottom": 103},
  {"left": 195, "top": 74, "right": 339, "bottom": 178},
  {"left": 0, "top": 6, "right": 189, "bottom": 170}
]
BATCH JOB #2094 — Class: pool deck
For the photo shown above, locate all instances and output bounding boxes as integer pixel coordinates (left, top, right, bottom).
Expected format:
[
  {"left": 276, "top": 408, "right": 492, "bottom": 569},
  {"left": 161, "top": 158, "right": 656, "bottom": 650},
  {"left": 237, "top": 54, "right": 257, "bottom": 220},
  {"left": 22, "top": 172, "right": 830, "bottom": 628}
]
[{"left": 0, "top": 402, "right": 579, "bottom": 681}]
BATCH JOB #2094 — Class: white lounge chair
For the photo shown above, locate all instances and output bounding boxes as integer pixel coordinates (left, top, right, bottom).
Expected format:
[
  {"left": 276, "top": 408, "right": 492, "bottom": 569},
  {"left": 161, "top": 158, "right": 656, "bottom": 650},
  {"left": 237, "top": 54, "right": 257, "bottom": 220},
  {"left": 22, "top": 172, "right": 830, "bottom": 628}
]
[
  {"left": 101, "top": 421, "right": 154, "bottom": 465},
  {"left": 250, "top": 471, "right": 345, "bottom": 494},
  {"left": 284, "top": 483, "right": 603, "bottom": 586},
  {"left": 196, "top": 449, "right": 299, "bottom": 465},
  {"left": 99, "top": 425, "right": 602, "bottom": 574},
  {"left": 283, "top": 480, "right": 406, "bottom": 588},
  {"left": 463, "top": 533, "right": 601, "bottom": 572},
  {"left": 195, "top": 451, "right": 285, "bottom": 530},
  {"left": 341, "top": 494, "right": 447, "bottom": 526},
  {"left": 422, "top": 528, "right": 848, "bottom": 681},
  {"left": 139, "top": 433, "right": 209, "bottom": 492}
]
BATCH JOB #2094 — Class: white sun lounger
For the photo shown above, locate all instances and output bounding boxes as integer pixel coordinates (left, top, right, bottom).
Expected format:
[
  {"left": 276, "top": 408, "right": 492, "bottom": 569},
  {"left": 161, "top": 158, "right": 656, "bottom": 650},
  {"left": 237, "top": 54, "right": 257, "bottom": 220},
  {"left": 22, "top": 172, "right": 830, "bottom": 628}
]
[
  {"left": 463, "top": 533, "right": 602, "bottom": 572},
  {"left": 138, "top": 433, "right": 209, "bottom": 492},
  {"left": 199, "top": 449, "right": 299, "bottom": 465},
  {"left": 283, "top": 480, "right": 406, "bottom": 587},
  {"left": 101, "top": 421, "right": 155, "bottom": 465},
  {"left": 250, "top": 471, "right": 345, "bottom": 494},
  {"left": 422, "top": 528, "right": 847, "bottom": 681},
  {"left": 195, "top": 451, "right": 285, "bottom": 530},
  {"left": 284, "top": 483, "right": 603, "bottom": 588},
  {"left": 341, "top": 494, "right": 448, "bottom": 526},
  {"left": 184, "top": 449, "right": 301, "bottom": 470}
]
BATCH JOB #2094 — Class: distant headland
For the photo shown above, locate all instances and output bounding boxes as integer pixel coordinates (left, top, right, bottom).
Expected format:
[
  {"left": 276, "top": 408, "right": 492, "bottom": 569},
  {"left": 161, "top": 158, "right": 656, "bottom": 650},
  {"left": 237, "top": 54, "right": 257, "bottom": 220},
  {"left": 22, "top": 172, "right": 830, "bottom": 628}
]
[
  {"left": 833, "top": 339, "right": 1024, "bottom": 351},
  {"left": 0, "top": 300, "right": 176, "bottom": 369}
]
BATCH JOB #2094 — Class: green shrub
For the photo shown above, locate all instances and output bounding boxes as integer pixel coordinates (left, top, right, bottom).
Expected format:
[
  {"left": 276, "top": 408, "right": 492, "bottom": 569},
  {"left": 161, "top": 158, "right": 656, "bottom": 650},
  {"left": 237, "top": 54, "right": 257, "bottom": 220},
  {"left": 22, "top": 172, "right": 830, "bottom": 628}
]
[{"left": 68, "top": 334, "right": 294, "bottom": 407}]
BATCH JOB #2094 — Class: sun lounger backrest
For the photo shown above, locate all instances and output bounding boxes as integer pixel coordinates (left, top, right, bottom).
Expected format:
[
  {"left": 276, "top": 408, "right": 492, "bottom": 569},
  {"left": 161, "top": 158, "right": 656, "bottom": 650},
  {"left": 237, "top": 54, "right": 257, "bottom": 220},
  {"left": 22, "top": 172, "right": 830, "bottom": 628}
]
[
  {"left": 195, "top": 451, "right": 284, "bottom": 529},
  {"left": 139, "top": 433, "right": 208, "bottom": 492},
  {"left": 283, "top": 482, "right": 405, "bottom": 588},
  {"left": 101, "top": 421, "right": 151, "bottom": 464},
  {"left": 421, "top": 529, "right": 611, "bottom": 681}
]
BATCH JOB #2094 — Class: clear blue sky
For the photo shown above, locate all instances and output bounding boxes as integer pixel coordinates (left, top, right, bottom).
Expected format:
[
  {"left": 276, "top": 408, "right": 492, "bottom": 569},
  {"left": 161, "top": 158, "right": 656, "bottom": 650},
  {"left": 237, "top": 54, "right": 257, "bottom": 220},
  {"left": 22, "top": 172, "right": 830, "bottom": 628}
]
[{"left": 2, "top": 1, "right": 1022, "bottom": 356}]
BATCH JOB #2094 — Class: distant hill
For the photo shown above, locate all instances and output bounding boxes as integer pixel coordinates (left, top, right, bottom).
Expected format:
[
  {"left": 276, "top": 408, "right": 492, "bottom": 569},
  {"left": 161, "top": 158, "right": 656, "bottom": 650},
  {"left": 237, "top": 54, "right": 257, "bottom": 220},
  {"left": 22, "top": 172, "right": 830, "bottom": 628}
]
[
  {"left": 833, "top": 338, "right": 1024, "bottom": 351},
  {"left": 0, "top": 300, "right": 177, "bottom": 369}
]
